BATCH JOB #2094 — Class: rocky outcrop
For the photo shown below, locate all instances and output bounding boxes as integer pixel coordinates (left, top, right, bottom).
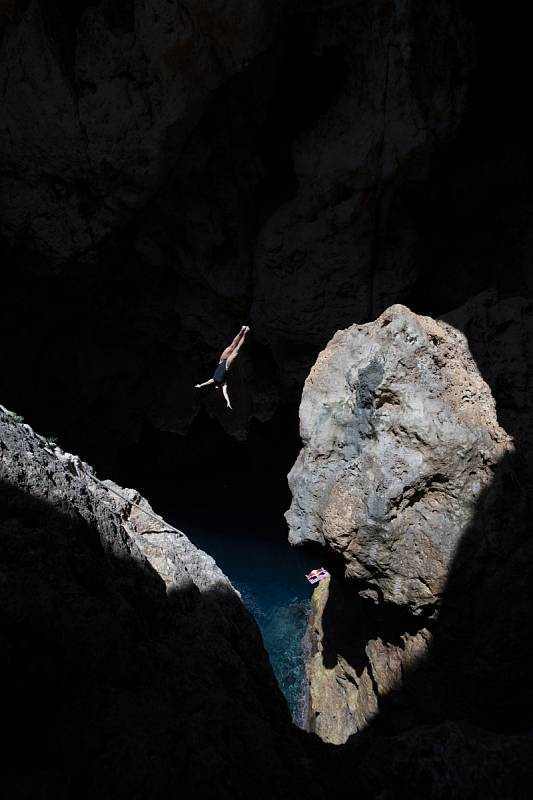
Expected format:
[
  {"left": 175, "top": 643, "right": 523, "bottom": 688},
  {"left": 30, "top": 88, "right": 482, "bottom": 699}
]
[
  {"left": 0, "top": 406, "right": 317, "bottom": 799},
  {"left": 305, "top": 577, "right": 431, "bottom": 744},
  {"left": 288, "top": 295, "right": 533, "bottom": 747},
  {"left": 287, "top": 302, "right": 512, "bottom": 612}
]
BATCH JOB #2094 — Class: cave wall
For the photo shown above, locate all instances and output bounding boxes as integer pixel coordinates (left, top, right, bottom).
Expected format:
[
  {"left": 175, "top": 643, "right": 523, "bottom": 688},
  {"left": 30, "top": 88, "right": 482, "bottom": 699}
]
[{"left": 2, "top": 0, "right": 532, "bottom": 469}]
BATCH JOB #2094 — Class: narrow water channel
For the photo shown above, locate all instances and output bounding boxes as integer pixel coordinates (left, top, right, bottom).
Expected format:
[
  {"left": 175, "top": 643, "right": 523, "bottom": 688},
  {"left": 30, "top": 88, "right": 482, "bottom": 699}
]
[
  {"left": 163, "top": 507, "right": 317, "bottom": 723},
  {"left": 124, "top": 410, "right": 320, "bottom": 723}
]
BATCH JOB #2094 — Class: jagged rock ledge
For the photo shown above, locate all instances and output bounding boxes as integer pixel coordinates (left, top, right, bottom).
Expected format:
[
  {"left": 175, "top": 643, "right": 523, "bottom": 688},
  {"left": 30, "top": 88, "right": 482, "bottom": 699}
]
[
  {"left": 0, "top": 404, "right": 237, "bottom": 597},
  {"left": 0, "top": 406, "right": 317, "bottom": 799}
]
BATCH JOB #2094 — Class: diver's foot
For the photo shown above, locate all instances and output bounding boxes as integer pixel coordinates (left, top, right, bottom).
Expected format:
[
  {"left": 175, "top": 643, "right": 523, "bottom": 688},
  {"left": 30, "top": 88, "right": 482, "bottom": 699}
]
[{"left": 244, "top": 325, "right": 250, "bottom": 333}]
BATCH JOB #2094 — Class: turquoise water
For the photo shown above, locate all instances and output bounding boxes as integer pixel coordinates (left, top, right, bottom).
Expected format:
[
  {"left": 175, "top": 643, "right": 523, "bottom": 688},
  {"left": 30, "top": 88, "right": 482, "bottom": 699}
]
[
  {"left": 157, "top": 507, "right": 317, "bottom": 724},
  {"left": 133, "top": 417, "right": 319, "bottom": 724}
]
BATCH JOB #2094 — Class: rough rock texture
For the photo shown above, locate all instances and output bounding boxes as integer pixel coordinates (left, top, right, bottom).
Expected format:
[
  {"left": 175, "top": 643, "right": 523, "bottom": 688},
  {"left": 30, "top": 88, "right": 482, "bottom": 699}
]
[
  {"left": 0, "top": 406, "right": 318, "bottom": 799},
  {"left": 288, "top": 293, "right": 533, "bottom": 750},
  {"left": 305, "top": 577, "right": 430, "bottom": 744},
  {"left": 287, "top": 302, "right": 512, "bottom": 612}
]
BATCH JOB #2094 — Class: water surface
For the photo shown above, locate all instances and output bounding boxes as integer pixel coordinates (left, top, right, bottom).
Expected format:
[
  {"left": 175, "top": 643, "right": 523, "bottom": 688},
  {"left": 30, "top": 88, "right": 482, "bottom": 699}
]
[
  {"left": 146, "top": 487, "right": 317, "bottom": 723},
  {"left": 129, "top": 413, "right": 319, "bottom": 722}
]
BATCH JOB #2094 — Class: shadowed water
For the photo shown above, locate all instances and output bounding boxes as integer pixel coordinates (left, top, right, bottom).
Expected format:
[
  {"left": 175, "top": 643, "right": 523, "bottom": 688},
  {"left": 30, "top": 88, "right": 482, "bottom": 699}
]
[
  {"left": 121, "top": 414, "right": 320, "bottom": 722},
  {"left": 163, "top": 514, "right": 317, "bottom": 724}
]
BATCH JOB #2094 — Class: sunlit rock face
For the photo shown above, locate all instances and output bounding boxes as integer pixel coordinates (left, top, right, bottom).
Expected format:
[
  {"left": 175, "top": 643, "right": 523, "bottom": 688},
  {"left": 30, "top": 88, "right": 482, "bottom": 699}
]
[
  {"left": 288, "top": 294, "right": 533, "bottom": 747},
  {"left": 287, "top": 303, "right": 512, "bottom": 613}
]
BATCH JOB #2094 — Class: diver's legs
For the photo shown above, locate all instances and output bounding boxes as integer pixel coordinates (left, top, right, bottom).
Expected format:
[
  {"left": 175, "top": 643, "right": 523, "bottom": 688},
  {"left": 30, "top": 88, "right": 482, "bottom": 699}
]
[
  {"left": 225, "top": 327, "right": 249, "bottom": 368},
  {"left": 220, "top": 325, "right": 248, "bottom": 361}
]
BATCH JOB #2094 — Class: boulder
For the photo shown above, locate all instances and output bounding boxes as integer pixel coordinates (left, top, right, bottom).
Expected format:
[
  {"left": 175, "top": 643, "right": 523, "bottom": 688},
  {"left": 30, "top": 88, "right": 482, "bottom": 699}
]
[
  {"left": 287, "top": 303, "right": 512, "bottom": 612},
  {"left": 289, "top": 293, "right": 533, "bottom": 749}
]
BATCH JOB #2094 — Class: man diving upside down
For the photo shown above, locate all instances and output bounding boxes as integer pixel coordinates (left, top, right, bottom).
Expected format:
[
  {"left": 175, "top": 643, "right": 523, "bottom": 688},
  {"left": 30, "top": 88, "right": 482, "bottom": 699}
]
[{"left": 194, "top": 325, "right": 250, "bottom": 410}]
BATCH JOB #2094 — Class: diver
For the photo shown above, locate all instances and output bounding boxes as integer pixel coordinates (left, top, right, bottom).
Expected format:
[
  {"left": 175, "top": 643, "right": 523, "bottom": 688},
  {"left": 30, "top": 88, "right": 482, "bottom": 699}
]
[{"left": 194, "top": 325, "right": 250, "bottom": 410}]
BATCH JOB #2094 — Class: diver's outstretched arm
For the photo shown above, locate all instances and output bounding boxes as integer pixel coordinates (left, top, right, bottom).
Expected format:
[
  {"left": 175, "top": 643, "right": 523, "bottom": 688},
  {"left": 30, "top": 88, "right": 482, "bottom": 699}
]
[
  {"left": 222, "top": 383, "right": 232, "bottom": 410},
  {"left": 195, "top": 378, "right": 215, "bottom": 388}
]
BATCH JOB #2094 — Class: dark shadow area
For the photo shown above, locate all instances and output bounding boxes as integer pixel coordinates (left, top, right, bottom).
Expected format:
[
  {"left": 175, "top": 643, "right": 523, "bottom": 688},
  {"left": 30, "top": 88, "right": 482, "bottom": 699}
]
[
  {"left": 40, "top": 0, "right": 102, "bottom": 79},
  {"left": 0, "top": 477, "right": 319, "bottom": 800},
  {"left": 319, "top": 572, "right": 435, "bottom": 675},
  {"left": 405, "top": 1, "right": 533, "bottom": 316},
  {"left": 117, "top": 405, "right": 302, "bottom": 539},
  {"left": 0, "top": 10, "right": 348, "bottom": 475}
]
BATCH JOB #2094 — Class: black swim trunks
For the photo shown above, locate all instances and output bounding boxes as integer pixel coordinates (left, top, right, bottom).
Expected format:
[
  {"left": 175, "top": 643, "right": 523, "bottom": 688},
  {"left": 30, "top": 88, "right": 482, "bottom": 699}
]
[{"left": 213, "top": 360, "right": 227, "bottom": 385}]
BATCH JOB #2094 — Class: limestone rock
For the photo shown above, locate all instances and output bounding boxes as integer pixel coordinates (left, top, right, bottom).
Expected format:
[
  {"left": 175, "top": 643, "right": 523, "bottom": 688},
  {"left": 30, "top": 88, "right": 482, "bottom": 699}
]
[
  {"left": 292, "top": 293, "right": 533, "bottom": 750},
  {"left": 0, "top": 406, "right": 317, "bottom": 799},
  {"left": 304, "top": 576, "right": 431, "bottom": 744},
  {"left": 305, "top": 579, "right": 378, "bottom": 744},
  {"left": 287, "top": 303, "right": 512, "bottom": 612}
]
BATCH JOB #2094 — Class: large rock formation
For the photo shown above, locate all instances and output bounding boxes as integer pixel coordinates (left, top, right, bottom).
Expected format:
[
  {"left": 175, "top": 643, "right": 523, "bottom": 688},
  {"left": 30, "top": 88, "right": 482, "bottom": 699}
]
[
  {"left": 287, "top": 294, "right": 533, "bottom": 747},
  {"left": 0, "top": 406, "right": 317, "bottom": 799},
  {"left": 287, "top": 302, "right": 512, "bottom": 612}
]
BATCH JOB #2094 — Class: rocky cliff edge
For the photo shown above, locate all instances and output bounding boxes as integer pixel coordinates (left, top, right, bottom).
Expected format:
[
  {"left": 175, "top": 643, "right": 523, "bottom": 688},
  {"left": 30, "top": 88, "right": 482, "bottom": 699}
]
[{"left": 0, "top": 405, "right": 316, "bottom": 799}]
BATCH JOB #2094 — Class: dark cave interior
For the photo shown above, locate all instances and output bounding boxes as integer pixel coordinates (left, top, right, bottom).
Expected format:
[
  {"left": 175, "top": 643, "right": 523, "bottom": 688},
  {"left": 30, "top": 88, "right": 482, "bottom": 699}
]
[
  {"left": 2, "top": 0, "right": 532, "bottom": 461},
  {"left": 2, "top": 1, "right": 533, "bottom": 797}
]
